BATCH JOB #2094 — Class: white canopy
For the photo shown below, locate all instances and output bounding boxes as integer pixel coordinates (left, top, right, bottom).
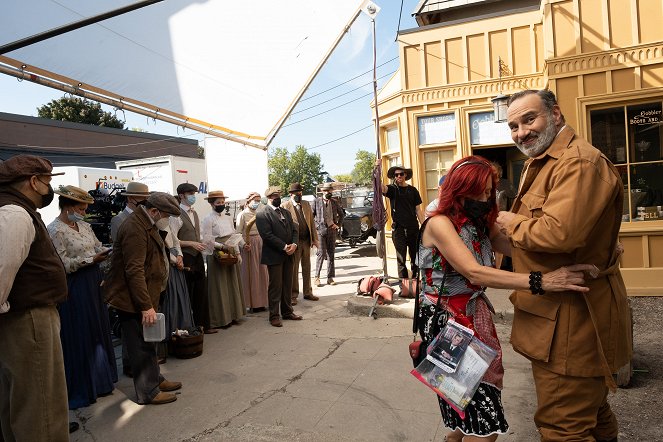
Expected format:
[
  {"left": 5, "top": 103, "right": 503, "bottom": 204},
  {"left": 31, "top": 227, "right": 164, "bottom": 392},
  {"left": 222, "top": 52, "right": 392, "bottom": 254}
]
[{"left": 0, "top": 0, "right": 365, "bottom": 147}]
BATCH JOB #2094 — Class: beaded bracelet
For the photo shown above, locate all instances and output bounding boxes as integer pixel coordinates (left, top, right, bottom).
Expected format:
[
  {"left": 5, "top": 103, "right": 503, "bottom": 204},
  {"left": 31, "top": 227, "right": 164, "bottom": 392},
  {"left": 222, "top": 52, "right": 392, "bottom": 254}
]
[{"left": 529, "top": 271, "right": 545, "bottom": 295}]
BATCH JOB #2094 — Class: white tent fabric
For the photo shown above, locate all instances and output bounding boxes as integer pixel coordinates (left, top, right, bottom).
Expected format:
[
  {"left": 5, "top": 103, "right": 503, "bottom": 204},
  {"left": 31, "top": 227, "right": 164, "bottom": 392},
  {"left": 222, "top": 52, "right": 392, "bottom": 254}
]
[{"left": 1, "top": 0, "right": 364, "bottom": 145}]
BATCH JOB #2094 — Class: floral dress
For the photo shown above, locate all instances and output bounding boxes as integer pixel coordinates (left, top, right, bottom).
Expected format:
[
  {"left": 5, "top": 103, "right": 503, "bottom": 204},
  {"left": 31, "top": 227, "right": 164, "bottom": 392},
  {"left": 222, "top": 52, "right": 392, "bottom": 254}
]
[{"left": 417, "top": 216, "right": 509, "bottom": 437}]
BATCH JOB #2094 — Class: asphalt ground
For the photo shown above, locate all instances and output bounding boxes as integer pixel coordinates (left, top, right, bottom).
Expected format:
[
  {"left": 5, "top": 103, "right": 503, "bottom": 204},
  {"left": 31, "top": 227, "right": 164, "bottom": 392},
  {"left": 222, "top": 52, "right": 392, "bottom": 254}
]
[{"left": 65, "top": 241, "right": 572, "bottom": 441}]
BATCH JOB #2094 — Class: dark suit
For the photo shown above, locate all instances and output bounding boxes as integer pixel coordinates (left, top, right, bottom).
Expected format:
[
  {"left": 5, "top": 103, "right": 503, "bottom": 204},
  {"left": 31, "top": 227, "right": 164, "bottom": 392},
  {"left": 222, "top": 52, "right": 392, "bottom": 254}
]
[{"left": 255, "top": 205, "right": 297, "bottom": 321}]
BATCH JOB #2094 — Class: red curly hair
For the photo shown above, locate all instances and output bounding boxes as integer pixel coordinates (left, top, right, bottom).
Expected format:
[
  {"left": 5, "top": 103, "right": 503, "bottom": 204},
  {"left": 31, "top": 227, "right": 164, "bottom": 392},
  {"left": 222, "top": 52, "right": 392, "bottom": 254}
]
[{"left": 432, "top": 155, "right": 498, "bottom": 229}]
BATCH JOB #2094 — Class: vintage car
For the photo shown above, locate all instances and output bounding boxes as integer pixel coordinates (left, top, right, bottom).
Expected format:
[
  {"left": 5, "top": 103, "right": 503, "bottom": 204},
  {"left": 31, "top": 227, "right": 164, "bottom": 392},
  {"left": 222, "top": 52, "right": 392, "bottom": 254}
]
[{"left": 340, "top": 188, "right": 377, "bottom": 247}]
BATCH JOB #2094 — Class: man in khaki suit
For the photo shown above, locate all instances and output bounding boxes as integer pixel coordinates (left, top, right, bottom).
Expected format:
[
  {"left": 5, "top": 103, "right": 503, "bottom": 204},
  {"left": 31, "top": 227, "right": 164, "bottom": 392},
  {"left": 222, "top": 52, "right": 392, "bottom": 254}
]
[
  {"left": 282, "top": 182, "right": 319, "bottom": 305},
  {"left": 497, "top": 89, "right": 632, "bottom": 442}
]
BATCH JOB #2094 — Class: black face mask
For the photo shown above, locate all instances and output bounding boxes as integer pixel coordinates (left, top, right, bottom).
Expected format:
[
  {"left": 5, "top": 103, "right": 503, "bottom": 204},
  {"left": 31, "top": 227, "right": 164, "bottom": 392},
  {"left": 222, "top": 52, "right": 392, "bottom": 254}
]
[
  {"left": 463, "top": 198, "right": 492, "bottom": 220},
  {"left": 214, "top": 204, "right": 226, "bottom": 213},
  {"left": 271, "top": 197, "right": 282, "bottom": 207},
  {"left": 324, "top": 193, "right": 332, "bottom": 200},
  {"left": 293, "top": 194, "right": 302, "bottom": 203},
  {"left": 36, "top": 178, "right": 55, "bottom": 208}
]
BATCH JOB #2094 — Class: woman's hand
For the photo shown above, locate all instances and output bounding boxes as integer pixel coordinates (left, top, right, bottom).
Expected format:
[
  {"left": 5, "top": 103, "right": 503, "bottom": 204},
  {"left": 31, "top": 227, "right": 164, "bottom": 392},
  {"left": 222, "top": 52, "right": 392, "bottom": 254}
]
[{"left": 542, "top": 264, "right": 599, "bottom": 293}]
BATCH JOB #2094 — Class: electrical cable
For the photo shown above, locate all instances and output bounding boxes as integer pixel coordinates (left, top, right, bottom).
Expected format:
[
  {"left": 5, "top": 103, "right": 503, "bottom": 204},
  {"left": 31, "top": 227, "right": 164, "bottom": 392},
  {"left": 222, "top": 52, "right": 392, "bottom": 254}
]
[
  {"left": 291, "top": 70, "right": 395, "bottom": 115},
  {"left": 306, "top": 124, "right": 373, "bottom": 150},
  {"left": 282, "top": 91, "right": 374, "bottom": 128},
  {"left": 299, "top": 56, "right": 398, "bottom": 102}
]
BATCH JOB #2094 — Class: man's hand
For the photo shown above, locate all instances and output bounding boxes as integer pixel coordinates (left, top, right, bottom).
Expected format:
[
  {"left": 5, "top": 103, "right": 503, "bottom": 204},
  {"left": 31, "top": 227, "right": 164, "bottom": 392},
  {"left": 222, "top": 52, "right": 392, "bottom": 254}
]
[
  {"left": 175, "top": 255, "right": 184, "bottom": 270},
  {"left": 374, "top": 158, "right": 381, "bottom": 167},
  {"left": 496, "top": 211, "right": 516, "bottom": 236},
  {"left": 142, "top": 308, "right": 157, "bottom": 326},
  {"left": 616, "top": 242, "right": 624, "bottom": 257},
  {"left": 244, "top": 243, "right": 251, "bottom": 252},
  {"left": 92, "top": 249, "right": 112, "bottom": 264},
  {"left": 191, "top": 242, "right": 206, "bottom": 252},
  {"left": 285, "top": 244, "right": 297, "bottom": 255},
  {"left": 330, "top": 223, "right": 339, "bottom": 231}
]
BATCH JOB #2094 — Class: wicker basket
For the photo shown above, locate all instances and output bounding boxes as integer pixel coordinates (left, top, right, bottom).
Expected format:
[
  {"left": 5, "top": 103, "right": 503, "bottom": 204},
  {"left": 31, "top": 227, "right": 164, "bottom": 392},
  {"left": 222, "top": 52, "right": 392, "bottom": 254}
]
[{"left": 213, "top": 250, "right": 238, "bottom": 266}]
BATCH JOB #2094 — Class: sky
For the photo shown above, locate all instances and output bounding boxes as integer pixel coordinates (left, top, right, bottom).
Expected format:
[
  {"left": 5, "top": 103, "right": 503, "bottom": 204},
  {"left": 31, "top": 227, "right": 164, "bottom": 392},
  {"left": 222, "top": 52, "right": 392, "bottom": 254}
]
[{"left": 0, "top": 0, "right": 420, "bottom": 177}]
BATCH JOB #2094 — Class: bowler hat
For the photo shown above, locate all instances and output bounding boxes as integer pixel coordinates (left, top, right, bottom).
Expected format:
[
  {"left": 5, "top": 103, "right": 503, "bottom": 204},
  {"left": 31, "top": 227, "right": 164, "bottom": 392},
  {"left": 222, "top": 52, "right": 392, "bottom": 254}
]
[
  {"left": 264, "top": 186, "right": 281, "bottom": 198},
  {"left": 176, "top": 183, "right": 198, "bottom": 195},
  {"left": 0, "top": 154, "right": 64, "bottom": 184},
  {"left": 147, "top": 192, "right": 180, "bottom": 216},
  {"left": 288, "top": 182, "right": 304, "bottom": 193},
  {"left": 54, "top": 185, "right": 95, "bottom": 204},
  {"left": 206, "top": 190, "right": 226, "bottom": 200},
  {"left": 121, "top": 182, "right": 150, "bottom": 198},
  {"left": 387, "top": 165, "right": 413, "bottom": 180}
]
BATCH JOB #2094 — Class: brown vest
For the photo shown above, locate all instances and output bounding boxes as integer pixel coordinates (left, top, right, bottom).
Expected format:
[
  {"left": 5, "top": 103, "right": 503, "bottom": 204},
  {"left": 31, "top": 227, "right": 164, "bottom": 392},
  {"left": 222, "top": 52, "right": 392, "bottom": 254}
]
[
  {"left": 178, "top": 207, "right": 200, "bottom": 256},
  {"left": 0, "top": 187, "right": 68, "bottom": 310}
]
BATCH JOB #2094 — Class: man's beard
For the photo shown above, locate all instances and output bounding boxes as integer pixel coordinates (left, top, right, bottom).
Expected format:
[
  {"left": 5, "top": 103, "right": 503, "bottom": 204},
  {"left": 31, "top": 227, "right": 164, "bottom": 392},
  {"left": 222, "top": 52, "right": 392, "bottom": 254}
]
[{"left": 515, "top": 113, "right": 558, "bottom": 157}]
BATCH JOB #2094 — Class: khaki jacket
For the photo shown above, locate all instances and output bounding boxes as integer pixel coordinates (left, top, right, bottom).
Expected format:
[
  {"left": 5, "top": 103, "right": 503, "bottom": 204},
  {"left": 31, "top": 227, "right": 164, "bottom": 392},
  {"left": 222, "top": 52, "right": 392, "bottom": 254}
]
[
  {"left": 282, "top": 199, "right": 318, "bottom": 245},
  {"left": 507, "top": 126, "right": 632, "bottom": 383},
  {"left": 104, "top": 207, "right": 169, "bottom": 313}
]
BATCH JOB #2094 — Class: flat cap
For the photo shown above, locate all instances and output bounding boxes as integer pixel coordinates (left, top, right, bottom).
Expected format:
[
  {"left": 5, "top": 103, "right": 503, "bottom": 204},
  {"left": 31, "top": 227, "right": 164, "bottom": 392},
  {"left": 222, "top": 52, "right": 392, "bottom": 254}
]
[
  {"left": 147, "top": 192, "right": 180, "bottom": 216},
  {"left": 54, "top": 185, "right": 95, "bottom": 204},
  {"left": 264, "top": 186, "right": 281, "bottom": 197},
  {"left": 0, "top": 154, "right": 64, "bottom": 184},
  {"left": 246, "top": 191, "right": 261, "bottom": 201},
  {"left": 176, "top": 182, "right": 198, "bottom": 195}
]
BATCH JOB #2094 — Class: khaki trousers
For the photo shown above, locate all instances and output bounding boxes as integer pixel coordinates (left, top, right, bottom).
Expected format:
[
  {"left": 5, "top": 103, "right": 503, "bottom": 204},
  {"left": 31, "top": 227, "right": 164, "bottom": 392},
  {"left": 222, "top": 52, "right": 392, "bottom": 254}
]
[
  {"left": 292, "top": 238, "right": 312, "bottom": 299},
  {"left": 0, "top": 305, "right": 69, "bottom": 442},
  {"left": 532, "top": 364, "right": 618, "bottom": 442}
]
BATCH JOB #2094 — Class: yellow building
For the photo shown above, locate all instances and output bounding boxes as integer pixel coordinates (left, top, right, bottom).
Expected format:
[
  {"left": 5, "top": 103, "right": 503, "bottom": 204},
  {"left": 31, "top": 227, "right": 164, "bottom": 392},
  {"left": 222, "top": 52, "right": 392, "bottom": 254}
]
[{"left": 376, "top": 0, "right": 663, "bottom": 294}]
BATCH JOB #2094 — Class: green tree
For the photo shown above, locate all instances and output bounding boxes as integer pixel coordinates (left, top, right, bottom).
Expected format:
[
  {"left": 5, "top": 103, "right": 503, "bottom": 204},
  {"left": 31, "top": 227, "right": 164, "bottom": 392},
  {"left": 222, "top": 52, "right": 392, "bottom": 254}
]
[
  {"left": 333, "top": 173, "right": 353, "bottom": 183},
  {"left": 351, "top": 149, "right": 376, "bottom": 186},
  {"left": 37, "top": 96, "right": 125, "bottom": 129},
  {"left": 268, "top": 145, "right": 323, "bottom": 194}
]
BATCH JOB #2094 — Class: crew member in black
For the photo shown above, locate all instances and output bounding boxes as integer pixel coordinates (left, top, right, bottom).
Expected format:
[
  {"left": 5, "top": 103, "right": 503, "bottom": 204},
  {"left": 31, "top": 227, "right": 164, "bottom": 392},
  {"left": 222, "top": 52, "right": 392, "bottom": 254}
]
[{"left": 378, "top": 164, "right": 424, "bottom": 293}]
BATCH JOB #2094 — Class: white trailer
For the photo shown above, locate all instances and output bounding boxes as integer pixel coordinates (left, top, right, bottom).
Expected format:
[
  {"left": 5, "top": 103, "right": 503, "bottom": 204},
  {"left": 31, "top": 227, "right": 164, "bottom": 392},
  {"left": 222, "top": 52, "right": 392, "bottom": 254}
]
[
  {"left": 115, "top": 155, "right": 211, "bottom": 219},
  {"left": 38, "top": 166, "right": 134, "bottom": 226}
]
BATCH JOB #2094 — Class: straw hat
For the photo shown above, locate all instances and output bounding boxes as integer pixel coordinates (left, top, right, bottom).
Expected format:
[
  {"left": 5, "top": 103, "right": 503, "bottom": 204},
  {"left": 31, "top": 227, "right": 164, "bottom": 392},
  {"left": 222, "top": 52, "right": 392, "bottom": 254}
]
[
  {"left": 121, "top": 182, "right": 150, "bottom": 197},
  {"left": 54, "top": 185, "right": 94, "bottom": 204},
  {"left": 320, "top": 182, "right": 334, "bottom": 191},
  {"left": 207, "top": 190, "right": 226, "bottom": 200}
]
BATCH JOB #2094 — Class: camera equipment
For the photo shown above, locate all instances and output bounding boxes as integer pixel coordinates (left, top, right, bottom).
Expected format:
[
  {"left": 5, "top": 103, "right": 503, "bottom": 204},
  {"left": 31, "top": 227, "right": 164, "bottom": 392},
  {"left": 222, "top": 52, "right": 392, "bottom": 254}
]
[{"left": 86, "top": 178, "right": 126, "bottom": 245}]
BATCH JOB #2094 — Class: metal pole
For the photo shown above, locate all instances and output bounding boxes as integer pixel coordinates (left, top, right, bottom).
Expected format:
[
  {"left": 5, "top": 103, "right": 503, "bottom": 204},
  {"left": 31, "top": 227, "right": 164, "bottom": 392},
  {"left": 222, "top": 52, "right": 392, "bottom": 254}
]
[
  {"left": 0, "top": 1, "right": 164, "bottom": 55},
  {"left": 0, "top": 63, "right": 267, "bottom": 150},
  {"left": 370, "top": 18, "right": 389, "bottom": 282}
]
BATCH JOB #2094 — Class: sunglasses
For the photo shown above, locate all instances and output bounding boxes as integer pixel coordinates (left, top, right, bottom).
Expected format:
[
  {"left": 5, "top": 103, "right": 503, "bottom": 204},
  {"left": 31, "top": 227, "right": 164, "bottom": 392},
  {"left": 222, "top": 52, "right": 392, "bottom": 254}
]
[{"left": 394, "top": 172, "right": 405, "bottom": 177}]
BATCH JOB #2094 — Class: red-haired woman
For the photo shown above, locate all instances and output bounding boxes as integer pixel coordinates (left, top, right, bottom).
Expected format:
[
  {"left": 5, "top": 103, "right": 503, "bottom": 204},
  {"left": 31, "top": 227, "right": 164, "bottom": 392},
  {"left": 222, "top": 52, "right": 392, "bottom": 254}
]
[{"left": 418, "top": 155, "right": 595, "bottom": 441}]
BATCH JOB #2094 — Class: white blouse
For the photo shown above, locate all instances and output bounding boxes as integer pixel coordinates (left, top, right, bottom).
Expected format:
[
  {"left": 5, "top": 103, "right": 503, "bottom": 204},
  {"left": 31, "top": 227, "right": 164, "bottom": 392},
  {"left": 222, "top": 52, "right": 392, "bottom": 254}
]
[
  {"left": 201, "top": 211, "right": 245, "bottom": 254},
  {"left": 47, "top": 218, "right": 105, "bottom": 274}
]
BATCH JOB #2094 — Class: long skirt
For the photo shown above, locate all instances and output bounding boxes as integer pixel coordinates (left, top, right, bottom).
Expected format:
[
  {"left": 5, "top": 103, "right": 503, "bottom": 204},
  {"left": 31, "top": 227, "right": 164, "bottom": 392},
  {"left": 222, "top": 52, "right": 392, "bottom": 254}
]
[
  {"left": 207, "top": 255, "right": 245, "bottom": 328},
  {"left": 59, "top": 264, "right": 118, "bottom": 410},
  {"left": 160, "top": 265, "right": 195, "bottom": 335},
  {"left": 239, "top": 234, "right": 269, "bottom": 309}
]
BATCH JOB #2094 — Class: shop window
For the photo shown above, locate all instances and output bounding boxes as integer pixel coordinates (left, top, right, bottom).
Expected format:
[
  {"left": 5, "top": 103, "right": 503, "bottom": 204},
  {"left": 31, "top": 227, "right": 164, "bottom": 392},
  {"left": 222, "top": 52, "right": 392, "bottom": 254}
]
[
  {"left": 388, "top": 155, "right": 401, "bottom": 168},
  {"left": 418, "top": 113, "right": 456, "bottom": 145},
  {"left": 469, "top": 112, "right": 512, "bottom": 146},
  {"left": 423, "top": 150, "right": 454, "bottom": 204},
  {"left": 590, "top": 101, "right": 663, "bottom": 222},
  {"left": 385, "top": 126, "right": 400, "bottom": 152}
]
